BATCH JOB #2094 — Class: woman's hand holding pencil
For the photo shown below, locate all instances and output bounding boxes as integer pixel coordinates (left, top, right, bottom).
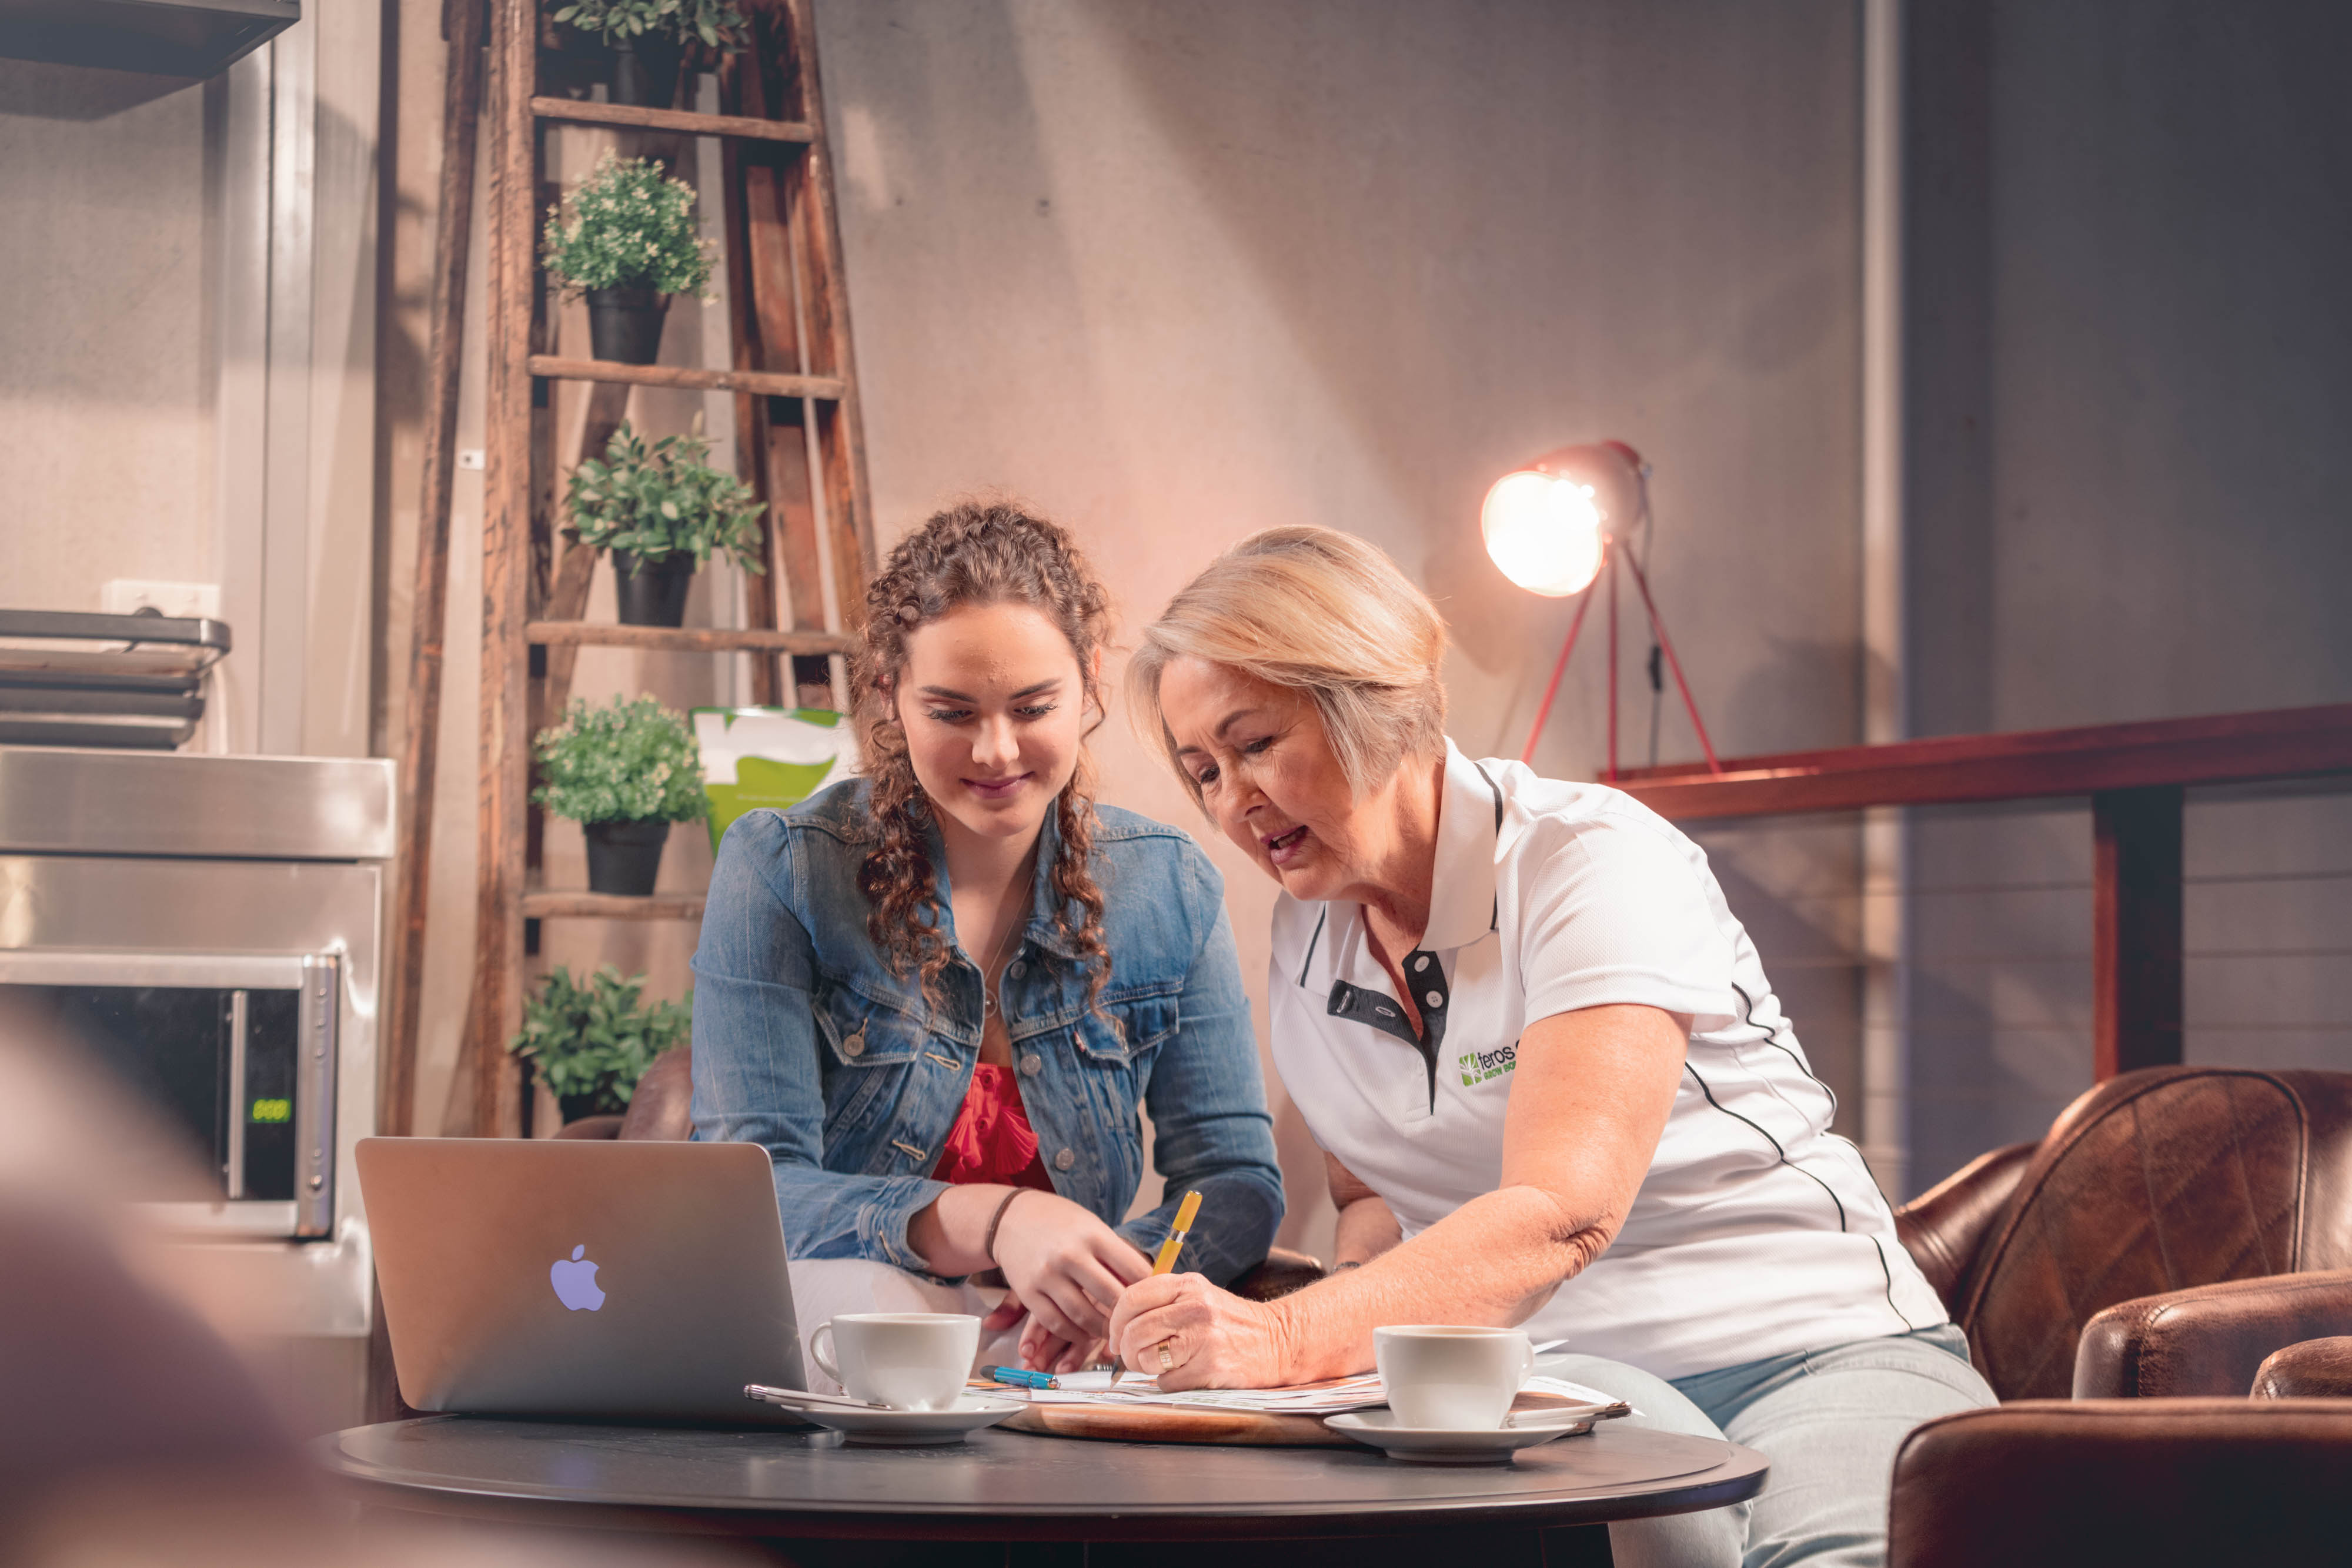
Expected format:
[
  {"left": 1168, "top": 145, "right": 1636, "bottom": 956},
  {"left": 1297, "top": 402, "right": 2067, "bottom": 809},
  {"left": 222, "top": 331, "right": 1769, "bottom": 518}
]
[
  {"left": 1106, "top": 1189, "right": 1204, "bottom": 1385},
  {"left": 1105, "top": 1188, "right": 1294, "bottom": 1393}
]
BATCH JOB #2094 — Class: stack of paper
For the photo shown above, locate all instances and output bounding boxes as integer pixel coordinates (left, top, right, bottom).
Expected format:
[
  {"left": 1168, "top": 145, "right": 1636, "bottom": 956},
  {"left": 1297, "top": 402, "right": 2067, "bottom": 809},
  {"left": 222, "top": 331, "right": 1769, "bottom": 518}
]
[{"left": 1001, "top": 1370, "right": 1629, "bottom": 1417}]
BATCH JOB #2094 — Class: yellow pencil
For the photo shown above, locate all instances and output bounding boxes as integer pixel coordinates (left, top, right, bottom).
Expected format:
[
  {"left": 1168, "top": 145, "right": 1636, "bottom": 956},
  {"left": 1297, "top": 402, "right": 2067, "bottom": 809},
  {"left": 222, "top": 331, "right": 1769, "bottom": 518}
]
[{"left": 1110, "top": 1188, "right": 1204, "bottom": 1386}]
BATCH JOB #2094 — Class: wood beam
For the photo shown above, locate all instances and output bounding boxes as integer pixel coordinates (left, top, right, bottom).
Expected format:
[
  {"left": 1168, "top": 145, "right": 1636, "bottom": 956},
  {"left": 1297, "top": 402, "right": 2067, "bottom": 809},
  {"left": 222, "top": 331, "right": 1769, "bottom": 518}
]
[
  {"left": 382, "top": 0, "right": 486, "bottom": 1141},
  {"left": 529, "top": 355, "right": 843, "bottom": 400},
  {"left": 524, "top": 620, "right": 848, "bottom": 654},
  {"left": 529, "top": 96, "right": 814, "bottom": 143},
  {"left": 1616, "top": 703, "right": 2352, "bottom": 821}
]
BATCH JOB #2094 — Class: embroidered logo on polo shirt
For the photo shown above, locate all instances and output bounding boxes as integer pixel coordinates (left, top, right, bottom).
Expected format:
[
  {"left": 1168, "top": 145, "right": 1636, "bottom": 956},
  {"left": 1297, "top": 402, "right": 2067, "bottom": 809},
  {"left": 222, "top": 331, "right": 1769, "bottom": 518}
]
[{"left": 1458, "top": 1042, "right": 1516, "bottom": 1086}]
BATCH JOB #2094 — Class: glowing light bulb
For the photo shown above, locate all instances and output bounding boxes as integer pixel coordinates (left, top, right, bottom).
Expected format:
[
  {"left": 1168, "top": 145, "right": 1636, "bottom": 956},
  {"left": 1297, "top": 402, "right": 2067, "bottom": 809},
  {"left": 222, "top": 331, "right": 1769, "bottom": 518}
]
[{"left": 1481, "top": 469, "right": 1605, "bottom": 597}]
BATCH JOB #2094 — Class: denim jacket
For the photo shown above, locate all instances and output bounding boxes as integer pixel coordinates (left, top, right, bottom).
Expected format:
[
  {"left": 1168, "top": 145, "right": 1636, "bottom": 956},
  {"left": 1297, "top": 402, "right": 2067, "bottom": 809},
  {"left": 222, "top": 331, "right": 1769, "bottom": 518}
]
[{"left": 690, "top": 780, "right": 1285, "bottom": 1286}]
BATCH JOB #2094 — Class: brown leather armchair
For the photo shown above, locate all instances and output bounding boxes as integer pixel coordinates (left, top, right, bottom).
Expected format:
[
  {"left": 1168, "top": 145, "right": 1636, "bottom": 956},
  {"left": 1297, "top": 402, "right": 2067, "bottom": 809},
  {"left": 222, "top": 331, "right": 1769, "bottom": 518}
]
[
  {"left": 1885, "top": 1069, "right": 2352, "bottom": 1566},
  {"left": 1887, "top": 1397, "right": 2352, "bottom": 1567},
  {"left": 2254, "top": 1334, "right": 2352, "bottom": 1398},
  {"left": 559, "top": 1045, "right": 1327, "bottom": 1302},
  {"left": 1890, "top": 1066, "right": 2352, "bottom": 1399}
]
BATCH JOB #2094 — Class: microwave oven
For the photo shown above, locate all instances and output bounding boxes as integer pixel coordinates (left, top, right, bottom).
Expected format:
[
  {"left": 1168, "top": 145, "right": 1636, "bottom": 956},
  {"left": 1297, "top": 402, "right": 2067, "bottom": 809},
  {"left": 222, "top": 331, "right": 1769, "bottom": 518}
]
[{"left": 0, "top": 950, "right": 339, "bottom": 1236}]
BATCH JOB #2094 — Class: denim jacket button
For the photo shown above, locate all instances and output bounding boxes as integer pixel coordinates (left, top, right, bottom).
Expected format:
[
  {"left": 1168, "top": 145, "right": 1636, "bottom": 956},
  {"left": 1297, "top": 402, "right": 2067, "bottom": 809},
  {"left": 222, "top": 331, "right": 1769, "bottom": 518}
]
[
  {"left": 841, "top": 1030, "right": 866, "bottom": 1058},
  {"left": 1020, "top": 1053, "right": 1043, "bottom": 1077},
  {"left": 1053, "top": 1147, "right": 1075, "bottom": 1171},
  {"left": 1009, "top": 960, "right": 1026, "bottom": 978}
]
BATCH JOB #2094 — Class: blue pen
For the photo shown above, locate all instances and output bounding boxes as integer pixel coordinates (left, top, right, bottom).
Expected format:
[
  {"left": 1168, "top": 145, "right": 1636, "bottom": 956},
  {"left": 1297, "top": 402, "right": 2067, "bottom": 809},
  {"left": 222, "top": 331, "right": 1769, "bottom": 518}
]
[{"left": 980, "top": 1365, "right": 1058, "bottom": 1389}]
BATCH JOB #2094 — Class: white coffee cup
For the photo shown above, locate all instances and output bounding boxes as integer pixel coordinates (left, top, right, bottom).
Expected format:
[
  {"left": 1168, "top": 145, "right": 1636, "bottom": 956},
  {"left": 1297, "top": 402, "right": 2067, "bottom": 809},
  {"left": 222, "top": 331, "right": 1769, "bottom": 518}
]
[
  {"left": 1374, "top": 1325, "right": 1535, "bottom": 1429},
  {"left": 808, "top": 1312, "right": 981, "bottom": 1411}
]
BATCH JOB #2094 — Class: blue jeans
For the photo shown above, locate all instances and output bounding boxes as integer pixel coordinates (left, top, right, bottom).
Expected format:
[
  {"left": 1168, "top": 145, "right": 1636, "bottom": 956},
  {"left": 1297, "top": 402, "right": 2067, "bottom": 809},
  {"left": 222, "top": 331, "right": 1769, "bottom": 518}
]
[{"left": 1545, "top": 1326, "right": 1994, "bottom": 1568}]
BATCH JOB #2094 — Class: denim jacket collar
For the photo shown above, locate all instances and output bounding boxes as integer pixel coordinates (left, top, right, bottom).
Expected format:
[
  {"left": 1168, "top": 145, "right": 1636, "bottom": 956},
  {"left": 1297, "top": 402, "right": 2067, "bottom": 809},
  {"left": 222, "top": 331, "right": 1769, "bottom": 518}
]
[{"left": 925, "top": 794, "right": 1092, "bottom": 965}]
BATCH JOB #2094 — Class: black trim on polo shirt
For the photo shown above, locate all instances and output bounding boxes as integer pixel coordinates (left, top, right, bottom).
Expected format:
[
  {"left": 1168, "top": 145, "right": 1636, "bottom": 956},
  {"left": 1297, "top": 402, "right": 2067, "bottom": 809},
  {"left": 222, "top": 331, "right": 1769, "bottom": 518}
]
[
  {"left": 1298, "top": 906, "right": 1328, "bottom": 985},
  {"left": 1471, "top": 759, "right": 1503, "bottom": 934},
  {"left": 1327, "top": 945, "right": 1452, "bottom": 1111}
]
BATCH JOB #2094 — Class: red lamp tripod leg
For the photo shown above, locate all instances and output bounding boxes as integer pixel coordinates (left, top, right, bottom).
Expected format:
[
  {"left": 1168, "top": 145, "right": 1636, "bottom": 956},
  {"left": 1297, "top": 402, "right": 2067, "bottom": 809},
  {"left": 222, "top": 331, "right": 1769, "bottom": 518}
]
[
  {"left": 1518, "top": 538, "right": 1723, "bottom": 777},
  {"left": 1620, "top": 546, "right": 1722, "bottom": 775},
  {"left": 1518, "top": 539, "right": 1603, "bottom": 767}
]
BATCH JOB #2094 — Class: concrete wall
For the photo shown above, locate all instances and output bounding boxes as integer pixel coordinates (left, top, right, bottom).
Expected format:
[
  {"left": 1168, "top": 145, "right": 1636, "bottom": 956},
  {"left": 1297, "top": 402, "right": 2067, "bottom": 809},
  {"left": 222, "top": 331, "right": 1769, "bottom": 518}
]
[{"left": 1899, "top": 0, "right": 2352, "bottom": 1189}]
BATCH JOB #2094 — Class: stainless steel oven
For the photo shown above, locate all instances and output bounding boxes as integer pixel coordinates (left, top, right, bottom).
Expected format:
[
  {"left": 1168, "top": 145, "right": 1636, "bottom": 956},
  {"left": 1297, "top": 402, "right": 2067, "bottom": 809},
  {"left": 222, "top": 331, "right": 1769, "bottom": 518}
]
[{"left": 0, "top": 747, "right": 390, "bottom": 1378}]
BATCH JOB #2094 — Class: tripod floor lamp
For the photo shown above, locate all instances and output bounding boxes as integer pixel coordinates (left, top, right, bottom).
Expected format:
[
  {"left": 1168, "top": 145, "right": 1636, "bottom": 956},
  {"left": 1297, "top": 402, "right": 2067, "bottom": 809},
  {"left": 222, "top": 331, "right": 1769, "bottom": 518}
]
[{"left": 1482, "top": 440, "right": 1722, "bottom": 778}]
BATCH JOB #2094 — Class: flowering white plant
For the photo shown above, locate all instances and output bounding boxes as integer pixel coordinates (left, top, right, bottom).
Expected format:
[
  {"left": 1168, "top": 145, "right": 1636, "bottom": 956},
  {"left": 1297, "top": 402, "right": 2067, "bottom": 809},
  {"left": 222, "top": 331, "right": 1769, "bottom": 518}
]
[
  {"left": 532, "top": 695, "right": 710, "bottom": 825},
  {"left": 542, "top": 152, "right": 716, "bottom": 298}
]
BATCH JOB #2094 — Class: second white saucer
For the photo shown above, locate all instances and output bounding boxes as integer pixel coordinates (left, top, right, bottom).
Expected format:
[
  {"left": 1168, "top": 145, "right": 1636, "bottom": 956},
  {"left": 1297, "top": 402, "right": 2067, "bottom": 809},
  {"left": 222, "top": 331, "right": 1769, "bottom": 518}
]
[{"left": 1325, "top": 1404, "right": 1610, "bottom": 1465}]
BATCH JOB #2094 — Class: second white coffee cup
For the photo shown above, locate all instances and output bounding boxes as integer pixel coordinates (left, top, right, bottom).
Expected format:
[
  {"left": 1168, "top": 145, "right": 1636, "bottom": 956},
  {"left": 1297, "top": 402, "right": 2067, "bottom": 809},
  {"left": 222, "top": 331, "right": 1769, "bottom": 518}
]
[
  {"left": 808, "top": 1312, "right": 980, "bottom": 1411},
  {"left": 1374, "top": 1324, "right": 1535, "bottom": 1429}
]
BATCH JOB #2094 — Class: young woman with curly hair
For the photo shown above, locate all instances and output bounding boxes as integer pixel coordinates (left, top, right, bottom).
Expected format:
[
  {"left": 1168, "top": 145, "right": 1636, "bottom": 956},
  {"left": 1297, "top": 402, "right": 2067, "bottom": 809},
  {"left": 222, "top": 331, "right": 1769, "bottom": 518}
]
[{"left": 691, "top": 501, "right": 1284, "bottom": 1378}]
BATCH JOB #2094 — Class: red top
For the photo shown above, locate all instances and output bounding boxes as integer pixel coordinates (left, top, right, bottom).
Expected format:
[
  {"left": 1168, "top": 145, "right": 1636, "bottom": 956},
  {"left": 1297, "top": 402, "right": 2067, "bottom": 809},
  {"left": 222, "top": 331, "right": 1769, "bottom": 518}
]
[{"left": 930, "top": 1062, "right": 1056, "bottom": 1191}]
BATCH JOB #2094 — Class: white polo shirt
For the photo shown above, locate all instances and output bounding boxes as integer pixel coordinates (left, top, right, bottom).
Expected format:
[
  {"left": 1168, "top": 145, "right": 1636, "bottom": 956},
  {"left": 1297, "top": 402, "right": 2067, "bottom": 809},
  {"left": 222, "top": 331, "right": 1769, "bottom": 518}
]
[{"left": 1269, "top": 740, "right": 1946, "bottom": 1381}]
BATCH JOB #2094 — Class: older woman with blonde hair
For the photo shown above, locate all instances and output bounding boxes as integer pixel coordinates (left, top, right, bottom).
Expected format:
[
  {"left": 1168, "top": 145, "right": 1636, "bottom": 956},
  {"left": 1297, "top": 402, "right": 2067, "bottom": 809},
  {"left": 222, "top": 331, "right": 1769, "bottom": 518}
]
[{"left": 1110, "top": 526, "right": 1992, "bottom": 1568}]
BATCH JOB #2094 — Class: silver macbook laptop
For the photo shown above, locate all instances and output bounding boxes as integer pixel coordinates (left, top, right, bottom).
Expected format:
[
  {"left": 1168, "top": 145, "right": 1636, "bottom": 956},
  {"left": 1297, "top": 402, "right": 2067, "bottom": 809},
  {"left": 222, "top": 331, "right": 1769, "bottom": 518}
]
[{"left": 359, "top": 1137, "right": 807, "bottom": 1423}]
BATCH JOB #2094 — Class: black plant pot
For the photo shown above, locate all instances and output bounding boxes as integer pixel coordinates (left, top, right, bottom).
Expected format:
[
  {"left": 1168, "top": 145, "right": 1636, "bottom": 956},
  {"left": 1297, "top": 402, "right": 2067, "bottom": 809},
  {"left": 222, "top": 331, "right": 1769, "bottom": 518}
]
[
  {"left": 585, "top": 286, "right": 668, "bottom": 365},
  {"left": 557, "top": 1092, "right": 610, "bottom": 1125},
  {"left": 612, "top": 548, "right": 694, "bottom": 626},
  {"left": 584, "top": 817, "right": 669, "bottom": 895},
  {"left": 608, "top": 36, "right": 682, "bottom": 108}
]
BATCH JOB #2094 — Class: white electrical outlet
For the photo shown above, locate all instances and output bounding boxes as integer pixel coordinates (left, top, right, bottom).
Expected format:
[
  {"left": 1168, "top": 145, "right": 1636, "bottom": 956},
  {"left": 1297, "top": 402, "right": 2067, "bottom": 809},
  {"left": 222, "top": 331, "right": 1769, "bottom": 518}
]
[{"left": 102, "top": 580, "right": 222, "bottom": 620}]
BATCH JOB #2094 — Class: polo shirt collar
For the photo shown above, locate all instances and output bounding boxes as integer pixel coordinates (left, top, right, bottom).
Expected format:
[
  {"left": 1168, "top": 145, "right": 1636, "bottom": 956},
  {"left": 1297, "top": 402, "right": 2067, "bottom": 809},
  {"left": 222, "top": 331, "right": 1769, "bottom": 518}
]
[{"left": 1423, "top": 738, "right": 1501, "bottom": 952}]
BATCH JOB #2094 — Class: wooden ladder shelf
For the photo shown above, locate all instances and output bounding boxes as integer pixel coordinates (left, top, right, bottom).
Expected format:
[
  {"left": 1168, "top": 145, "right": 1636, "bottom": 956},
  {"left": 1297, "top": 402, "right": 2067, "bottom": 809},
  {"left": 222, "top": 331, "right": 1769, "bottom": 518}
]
[{"left": 457, "top": 0, "right": 874, "bottom": 1137}]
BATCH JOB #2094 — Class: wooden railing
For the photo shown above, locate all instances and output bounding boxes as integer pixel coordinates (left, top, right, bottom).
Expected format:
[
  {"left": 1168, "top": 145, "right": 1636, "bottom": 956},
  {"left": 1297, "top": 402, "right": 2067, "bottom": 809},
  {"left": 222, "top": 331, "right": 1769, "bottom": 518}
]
[{"left": 1614, "top": 703, "right": 2352, "bottom": 1079}]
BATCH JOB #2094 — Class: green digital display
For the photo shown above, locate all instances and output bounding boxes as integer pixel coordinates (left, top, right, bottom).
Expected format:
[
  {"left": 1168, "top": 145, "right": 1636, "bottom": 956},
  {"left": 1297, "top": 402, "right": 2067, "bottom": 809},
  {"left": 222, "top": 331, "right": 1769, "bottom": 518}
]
[{"left": 249, "top": 1097, "right": 292, "bottom": 1124}]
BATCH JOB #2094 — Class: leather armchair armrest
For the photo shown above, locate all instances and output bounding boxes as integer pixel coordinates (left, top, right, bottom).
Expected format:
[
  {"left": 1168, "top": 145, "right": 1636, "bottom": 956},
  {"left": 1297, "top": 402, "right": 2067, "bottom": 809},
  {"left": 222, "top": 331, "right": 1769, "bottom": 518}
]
[
  {"left": 2073, "top": 1269, "right": 2352, "bottom": 1398},
  {"left": 617, "top": 1045, "right": 694, "bottom": 1141},
  {"left": 2255, "top": 1335, "right": 2352, "bottom": 1399},
  {"left": 1230, "top": 1246, "right": 1325, "bottom": 1302},
  {"left": 1892, "top": 1140, "right": 2036, "bottom": 1308},
  {"left": 551, "top": 1113, "right": 623, "bottom": 1139},
  {"left": 1889, "top": 1398, "right": 2352, "bottom": 1568}
]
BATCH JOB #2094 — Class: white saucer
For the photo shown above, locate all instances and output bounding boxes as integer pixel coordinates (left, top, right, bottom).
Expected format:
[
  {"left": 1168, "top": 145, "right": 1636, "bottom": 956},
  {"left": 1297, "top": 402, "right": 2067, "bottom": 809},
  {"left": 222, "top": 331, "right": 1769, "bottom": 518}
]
[
  {"left": 789, "top": 1395, "right": 1026, "bottom": 1445},
  {"left": 1324, "top": 1404, "right": 1611, "bottom": 1465}
]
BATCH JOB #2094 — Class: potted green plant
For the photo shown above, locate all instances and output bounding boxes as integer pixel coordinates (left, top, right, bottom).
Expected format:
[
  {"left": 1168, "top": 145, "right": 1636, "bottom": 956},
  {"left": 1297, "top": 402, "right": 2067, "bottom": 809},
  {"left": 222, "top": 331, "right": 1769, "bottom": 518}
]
[
  {"left": 509, "top": 964, "right": 691, "bottom": 1124},
  {"left": 546, "top": 0, "right": 748, "bottom": 106},
  {"left": 542, "top": 152, "right": 717, "bottom": 366},
  {"left": 533, "top": 694, "right": 710, "bottom": 894},
  {"left": 569, "top": 419, "right": 766, "bottom": 626}
]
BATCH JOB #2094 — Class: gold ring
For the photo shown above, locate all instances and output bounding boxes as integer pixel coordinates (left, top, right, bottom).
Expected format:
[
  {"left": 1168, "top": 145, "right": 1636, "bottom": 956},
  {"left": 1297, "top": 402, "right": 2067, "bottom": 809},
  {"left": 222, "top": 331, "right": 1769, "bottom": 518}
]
[{"left": 1157, "top": 1340, "right": 1176, "bottom": 1372}]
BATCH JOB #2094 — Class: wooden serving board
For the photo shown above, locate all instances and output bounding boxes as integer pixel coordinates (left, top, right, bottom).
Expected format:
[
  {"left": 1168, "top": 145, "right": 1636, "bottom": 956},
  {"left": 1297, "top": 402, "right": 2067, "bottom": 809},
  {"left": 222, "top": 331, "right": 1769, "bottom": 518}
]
[{"left": 1001, "top": 1389, "right": 1613, "bottom": 1448}]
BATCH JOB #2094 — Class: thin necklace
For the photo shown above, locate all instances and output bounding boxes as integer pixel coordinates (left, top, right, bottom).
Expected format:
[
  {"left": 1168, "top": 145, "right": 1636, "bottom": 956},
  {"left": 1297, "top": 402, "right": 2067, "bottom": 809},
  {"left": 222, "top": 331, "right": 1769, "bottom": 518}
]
[{"left": 978, "top": 901, "right": 1024, "bottom": 1018}]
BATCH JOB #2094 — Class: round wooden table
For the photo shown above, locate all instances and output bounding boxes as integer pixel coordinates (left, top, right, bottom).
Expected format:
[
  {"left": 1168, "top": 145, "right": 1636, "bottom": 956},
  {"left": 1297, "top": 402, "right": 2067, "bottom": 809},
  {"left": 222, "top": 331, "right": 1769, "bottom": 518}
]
[{"left": 319, "top": 1415, "right": 1766, "bottom": 1567}]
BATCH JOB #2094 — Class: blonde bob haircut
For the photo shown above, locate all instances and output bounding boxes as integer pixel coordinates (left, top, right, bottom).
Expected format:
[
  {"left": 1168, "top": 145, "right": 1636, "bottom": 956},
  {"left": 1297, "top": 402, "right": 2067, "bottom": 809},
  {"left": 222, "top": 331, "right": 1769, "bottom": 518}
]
[{"left": 1129, "top": 525, "right": 1448, "bottom": 803}]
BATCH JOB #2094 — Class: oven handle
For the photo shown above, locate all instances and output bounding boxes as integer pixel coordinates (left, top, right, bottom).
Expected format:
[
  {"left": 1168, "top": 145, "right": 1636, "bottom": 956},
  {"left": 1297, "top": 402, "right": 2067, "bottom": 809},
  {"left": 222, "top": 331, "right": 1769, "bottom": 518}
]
[
  {"left": 296, "top": 955, "right": 340, "bottom": 1239},
  {"left": 226, "top": 989, "right": 249, "bottom": 1201}
]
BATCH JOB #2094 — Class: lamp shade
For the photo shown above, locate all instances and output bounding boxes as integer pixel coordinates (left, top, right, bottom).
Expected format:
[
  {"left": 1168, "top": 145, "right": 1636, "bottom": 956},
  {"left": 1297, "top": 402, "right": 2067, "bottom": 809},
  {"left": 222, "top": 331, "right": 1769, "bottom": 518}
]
[{"left": 1479, "top": 440, "right": 1645, "bottom": 599}]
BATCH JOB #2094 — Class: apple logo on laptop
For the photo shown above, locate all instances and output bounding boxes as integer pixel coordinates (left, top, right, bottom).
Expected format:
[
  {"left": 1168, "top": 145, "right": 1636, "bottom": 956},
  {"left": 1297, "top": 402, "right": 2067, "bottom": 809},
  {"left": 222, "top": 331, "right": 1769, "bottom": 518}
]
[{"left": 550, "top": 1243, "right": 606, "bottom": 1312}]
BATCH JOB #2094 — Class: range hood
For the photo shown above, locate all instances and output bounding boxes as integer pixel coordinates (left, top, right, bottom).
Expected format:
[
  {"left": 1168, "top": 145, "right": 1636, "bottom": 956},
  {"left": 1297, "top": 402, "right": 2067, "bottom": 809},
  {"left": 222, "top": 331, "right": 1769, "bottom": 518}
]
[{"left": 0, "top": 0, "right": 296, "bottom": 78}]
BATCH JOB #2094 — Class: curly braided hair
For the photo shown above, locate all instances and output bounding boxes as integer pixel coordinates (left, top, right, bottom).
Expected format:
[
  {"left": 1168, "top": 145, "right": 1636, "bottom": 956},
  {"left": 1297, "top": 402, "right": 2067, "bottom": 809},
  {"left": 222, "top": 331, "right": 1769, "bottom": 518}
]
[{"left": 850, "top": 500, "right": 1116, "bottom": 1018}]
